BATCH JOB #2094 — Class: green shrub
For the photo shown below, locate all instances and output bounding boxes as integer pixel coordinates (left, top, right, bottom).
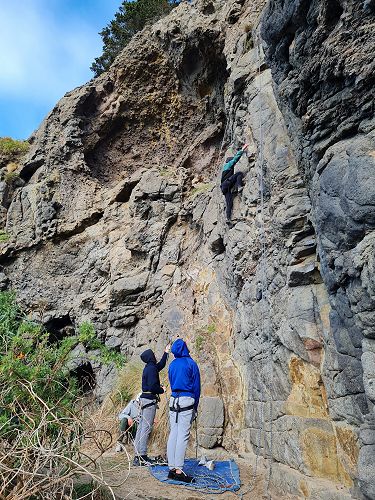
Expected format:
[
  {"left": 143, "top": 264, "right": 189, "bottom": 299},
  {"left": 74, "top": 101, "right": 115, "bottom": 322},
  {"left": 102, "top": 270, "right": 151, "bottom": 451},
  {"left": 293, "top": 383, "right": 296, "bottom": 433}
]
[
  {"left": 0, "top": 137, "right": 29, "bottom": 155},
  {"left": 78, "top": 320, "right": 125, "bottom": 367},
  {"left": 0, "top": 230, "right": 9, "bottom": 242},
  {"left": 0, "top": 292, "right": 125, "bottom": 498}
]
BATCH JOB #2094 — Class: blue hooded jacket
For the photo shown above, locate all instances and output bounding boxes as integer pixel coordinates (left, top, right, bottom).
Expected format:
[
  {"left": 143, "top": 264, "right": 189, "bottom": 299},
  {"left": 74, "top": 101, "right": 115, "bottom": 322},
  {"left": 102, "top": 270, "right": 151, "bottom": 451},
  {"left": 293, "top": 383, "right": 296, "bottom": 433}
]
[{"left": 168, "top": 339, "right": 201, "bottom": 410}]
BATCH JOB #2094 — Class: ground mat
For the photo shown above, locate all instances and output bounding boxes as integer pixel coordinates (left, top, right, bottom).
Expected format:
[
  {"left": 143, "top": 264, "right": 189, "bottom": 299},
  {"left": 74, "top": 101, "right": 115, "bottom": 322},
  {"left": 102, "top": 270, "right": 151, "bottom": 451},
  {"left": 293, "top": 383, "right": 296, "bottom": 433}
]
[{"left": 149, "top": 458, "right": 241, "bottom": 494}]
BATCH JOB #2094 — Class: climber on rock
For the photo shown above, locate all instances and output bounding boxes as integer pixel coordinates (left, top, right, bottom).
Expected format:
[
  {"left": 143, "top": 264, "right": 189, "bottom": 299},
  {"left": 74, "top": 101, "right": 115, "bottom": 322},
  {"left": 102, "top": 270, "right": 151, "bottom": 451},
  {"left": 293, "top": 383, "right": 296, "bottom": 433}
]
[
  {"left": 167, "top": 338, "right": 201, "bottom": 484},
  {"left": 133, "top": 344, "right": 170, "bottom": 466},
  {"left": 220, "top": 143, "right": 250, "bottom": 224}
]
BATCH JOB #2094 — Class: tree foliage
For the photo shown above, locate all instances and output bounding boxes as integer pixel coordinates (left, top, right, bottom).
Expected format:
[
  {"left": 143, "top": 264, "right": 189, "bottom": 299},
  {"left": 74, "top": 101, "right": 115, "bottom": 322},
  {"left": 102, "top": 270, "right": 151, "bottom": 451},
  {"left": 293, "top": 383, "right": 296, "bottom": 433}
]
[{"left": 91, "top": 0, "right": 178, "bottom": 77}]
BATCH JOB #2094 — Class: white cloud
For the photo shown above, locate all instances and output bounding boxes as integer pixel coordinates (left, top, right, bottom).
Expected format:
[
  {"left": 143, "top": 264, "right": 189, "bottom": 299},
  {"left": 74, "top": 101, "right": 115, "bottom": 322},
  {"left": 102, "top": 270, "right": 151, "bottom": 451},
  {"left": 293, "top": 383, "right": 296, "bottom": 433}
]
[{"left": 0, "top": 1, "right": 102, "bottom": 104}]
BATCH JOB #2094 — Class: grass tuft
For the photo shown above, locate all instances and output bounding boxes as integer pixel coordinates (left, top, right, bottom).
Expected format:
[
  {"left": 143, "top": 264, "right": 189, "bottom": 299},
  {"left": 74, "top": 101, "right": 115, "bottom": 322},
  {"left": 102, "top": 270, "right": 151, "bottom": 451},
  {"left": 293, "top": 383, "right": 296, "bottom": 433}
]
[
  {"left": 194, "top": 323, "right": 216, "bottom": 353},
  {"left": 189, "top": 182, "right": 213, "bottom": 199},
  {"left": 4, "top": 171, "right": 20, "bottom": 185},
  {"left": 0, "top": 230, "right": 9, "bottom": 242}
]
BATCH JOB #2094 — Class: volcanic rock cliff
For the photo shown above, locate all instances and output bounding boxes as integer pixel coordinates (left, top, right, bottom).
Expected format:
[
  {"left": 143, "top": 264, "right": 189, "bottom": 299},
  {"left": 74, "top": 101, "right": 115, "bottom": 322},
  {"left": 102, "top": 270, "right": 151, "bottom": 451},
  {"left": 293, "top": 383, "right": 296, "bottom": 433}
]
[{"left": 1, "top": 0, "right": 374, "bottom": 498}]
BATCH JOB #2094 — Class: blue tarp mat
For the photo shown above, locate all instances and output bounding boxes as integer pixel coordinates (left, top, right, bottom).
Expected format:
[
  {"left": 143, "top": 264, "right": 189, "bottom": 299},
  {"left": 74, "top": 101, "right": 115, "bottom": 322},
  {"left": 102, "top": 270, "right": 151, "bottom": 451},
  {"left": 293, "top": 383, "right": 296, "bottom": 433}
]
[{"left": 149, "top": 459, "right": 241, "bottom": 494}]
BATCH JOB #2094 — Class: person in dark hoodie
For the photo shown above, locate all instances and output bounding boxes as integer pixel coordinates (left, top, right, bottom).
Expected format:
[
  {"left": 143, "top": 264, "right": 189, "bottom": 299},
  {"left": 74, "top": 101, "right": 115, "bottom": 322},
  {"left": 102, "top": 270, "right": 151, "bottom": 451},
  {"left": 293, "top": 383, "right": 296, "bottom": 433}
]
[
  {"left": 167, "top": 338, "right": 201, "bottom": 483},
  {"left": 133, "top": 344, "right": 170, "bottom": 466},
  {"left": 220, "top": 143, "right": 250, "bottom": 224}
]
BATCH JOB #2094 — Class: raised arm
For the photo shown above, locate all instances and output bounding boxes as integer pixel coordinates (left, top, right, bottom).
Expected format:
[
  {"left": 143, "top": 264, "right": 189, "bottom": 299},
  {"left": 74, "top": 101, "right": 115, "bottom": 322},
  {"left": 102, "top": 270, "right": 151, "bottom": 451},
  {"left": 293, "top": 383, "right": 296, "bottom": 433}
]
[
  {"left": 148, "top": 365, "right": 165, "bottom": 394},
  {"left": 222, "top": 144, "right": 248, "bottom": 172},
  {"left": 156, "top": 345, "right": 170, "bottom": 372}
]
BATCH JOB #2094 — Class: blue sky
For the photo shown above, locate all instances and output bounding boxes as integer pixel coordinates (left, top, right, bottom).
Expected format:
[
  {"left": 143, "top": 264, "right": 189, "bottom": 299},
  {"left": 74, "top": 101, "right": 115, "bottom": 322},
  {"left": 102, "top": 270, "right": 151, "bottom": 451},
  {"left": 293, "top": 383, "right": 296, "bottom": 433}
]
[{"left": 0, "top": 0, "right": 121, "bottom": 140}]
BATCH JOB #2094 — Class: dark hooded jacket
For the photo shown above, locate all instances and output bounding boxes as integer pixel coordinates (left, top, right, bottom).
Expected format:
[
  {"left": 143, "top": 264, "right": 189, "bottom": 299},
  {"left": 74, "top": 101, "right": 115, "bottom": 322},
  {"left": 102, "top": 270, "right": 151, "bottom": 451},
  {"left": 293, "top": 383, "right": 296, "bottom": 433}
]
[
  {"left": 140, "top": 349, "right": 168, "bottom": 400},
  {"left": 168, "top": 339, "right": 201, "bottom": 411}
]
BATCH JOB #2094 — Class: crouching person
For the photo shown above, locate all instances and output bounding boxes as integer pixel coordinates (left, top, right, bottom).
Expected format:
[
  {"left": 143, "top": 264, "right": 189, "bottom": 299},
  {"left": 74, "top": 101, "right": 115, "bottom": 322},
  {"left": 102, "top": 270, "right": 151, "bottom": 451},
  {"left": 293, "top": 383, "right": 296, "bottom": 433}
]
[
  {"left": 167, "top": 339, "right": 201, "bottom": 483},
  {"left": 133, "top": 344, "right": 170, "bottom": 466},
  {"left": 116, "top": 393, "right": 141, "bottom": 451}
]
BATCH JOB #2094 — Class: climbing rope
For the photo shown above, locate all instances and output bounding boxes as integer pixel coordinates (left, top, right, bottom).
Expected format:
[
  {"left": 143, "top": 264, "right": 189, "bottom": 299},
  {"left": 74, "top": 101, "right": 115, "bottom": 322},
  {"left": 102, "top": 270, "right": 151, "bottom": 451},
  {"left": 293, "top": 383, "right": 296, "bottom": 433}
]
[
  {"left": 215, "top": 112, "right": 232, "bottom": 172},
  {"left": 256, "top": 29, "right": 274, "bottom": 500},
  {"left": 232, "top": 28, "right": 274, "bottom": 500}
]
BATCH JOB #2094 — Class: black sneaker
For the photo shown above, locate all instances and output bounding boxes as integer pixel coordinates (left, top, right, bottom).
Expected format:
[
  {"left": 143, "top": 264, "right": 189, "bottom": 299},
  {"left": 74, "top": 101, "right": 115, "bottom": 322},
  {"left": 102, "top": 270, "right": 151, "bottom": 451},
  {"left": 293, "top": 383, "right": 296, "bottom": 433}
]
[
  {"left": 133, "top": 455, "right": 152, "bottom": 467},
  {"left": 152, "top": 455, "right": 167, "bottom": 465},
  {"left": 168, "top": 469, "right": 176, "bottom": 479},
  {"left": 173, "top": 471, "right": 194, "bottom": 483}
]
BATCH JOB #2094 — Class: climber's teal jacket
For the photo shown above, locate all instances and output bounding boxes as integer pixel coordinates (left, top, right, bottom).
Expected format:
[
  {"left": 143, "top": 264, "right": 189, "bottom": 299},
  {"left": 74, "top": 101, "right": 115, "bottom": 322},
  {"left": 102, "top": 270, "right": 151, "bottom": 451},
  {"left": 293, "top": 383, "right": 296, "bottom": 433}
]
[{"left": 221, "top": 150, "right": 243, "bottom": 183}]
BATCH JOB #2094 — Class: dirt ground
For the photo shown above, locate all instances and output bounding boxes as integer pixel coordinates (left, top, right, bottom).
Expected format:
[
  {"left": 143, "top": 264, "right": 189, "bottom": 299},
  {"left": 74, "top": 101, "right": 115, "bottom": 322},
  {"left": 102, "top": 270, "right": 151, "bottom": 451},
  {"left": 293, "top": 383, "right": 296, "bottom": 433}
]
[{"left": 97, "top": 447, "right": 294, "bottom": 500}]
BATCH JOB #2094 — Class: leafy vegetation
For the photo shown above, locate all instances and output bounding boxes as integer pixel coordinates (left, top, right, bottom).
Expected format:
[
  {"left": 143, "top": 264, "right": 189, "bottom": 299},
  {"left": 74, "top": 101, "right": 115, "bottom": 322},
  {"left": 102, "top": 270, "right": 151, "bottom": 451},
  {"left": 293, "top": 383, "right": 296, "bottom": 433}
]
[
  {"left": 195, "top": 323, "right": 216, "bottom": 352},
  {"left": 0, "top": 292, "right": 124, "bottom": 498},
  {"left": 91, "top": 0, "right": 178, "bottom": 76},
  {"left": 0, "top": 230, "right": 9, "bottom": 242},
  {"left": 0, "top": 137, "right": 29, "bottom": 155}
]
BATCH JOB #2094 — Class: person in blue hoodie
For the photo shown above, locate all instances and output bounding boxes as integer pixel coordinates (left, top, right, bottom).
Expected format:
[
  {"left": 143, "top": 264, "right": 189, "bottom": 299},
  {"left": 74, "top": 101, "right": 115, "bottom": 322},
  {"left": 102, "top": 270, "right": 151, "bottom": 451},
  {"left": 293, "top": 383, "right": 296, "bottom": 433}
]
[
  {"left": 220, "top": 143, "right": 249, "bottom": 223},
  {"left": 167, "top": 338, "right": 201, "bottom": 483},
  {"left": 133, "top": 344, "right": 170, "bottom": 466}
]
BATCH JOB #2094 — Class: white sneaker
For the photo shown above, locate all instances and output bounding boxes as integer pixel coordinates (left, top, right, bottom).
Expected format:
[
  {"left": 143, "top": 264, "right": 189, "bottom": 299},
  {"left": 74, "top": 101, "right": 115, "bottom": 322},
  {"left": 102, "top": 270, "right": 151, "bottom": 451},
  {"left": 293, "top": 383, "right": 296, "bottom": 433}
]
[
  {"left": 115, "top": 442, "right": 124, "bottom": 452},
  {"left": 205, "top": 460, "right": 215, "bottom": 470}
]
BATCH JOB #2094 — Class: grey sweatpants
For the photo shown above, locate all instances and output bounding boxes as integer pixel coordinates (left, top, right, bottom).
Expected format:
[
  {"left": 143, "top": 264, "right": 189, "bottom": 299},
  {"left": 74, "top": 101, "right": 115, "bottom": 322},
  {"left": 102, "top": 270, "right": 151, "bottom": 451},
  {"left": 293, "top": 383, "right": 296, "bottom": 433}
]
[
  {"left": 167, "top": 396, "right": 195, "bottom": 470},
  {"left": 134, "top": 398, "right": 156, "bottom": 456}
]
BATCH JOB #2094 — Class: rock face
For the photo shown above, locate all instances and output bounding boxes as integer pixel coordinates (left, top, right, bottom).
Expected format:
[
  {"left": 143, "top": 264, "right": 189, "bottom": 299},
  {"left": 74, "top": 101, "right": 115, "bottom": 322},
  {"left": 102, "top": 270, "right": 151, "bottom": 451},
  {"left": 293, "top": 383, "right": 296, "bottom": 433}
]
[
  {"left": 0, "top": 0, "right": 374, "bottom": 498},
  {"left": 262, "top": 1, "right": 375, "bottom": 497}
]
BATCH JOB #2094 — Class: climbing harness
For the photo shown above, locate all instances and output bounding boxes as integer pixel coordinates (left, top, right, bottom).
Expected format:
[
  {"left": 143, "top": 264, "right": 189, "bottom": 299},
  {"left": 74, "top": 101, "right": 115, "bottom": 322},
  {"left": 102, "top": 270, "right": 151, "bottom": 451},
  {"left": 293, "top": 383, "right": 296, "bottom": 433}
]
[
  {"left": 141, "top": 400, "right": 157, "bottom": 410},
  {"left": 140, "top": 392, "right": 160, "bottom": 410},
  {"left": 169, "top": 396, "right": 195, "bottom": 423}
]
